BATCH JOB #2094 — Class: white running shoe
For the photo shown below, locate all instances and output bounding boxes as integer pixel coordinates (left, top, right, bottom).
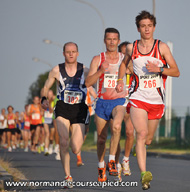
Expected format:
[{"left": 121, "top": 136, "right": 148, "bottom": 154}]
[
  {"left": 55, "top": 152, "right": 61, "bottom": 160},
  {"left": 49, "top": 144, "right": 53, "bottom": 155},
  {"left": 114, "top": 163, "right": 122, "bottom": 182},
  {"left": 24, "top": 147, "right": 28, "bottom": 152},
  {"left": 44, "top": 148, "right": 49, "bottom": 156},
  {"left": 64, "top": 175, "right": 73, "bottom": 188},
  {"left": 53, "top": 144, "right": 59, "bottom": 154},
  {"left": 8, "top": 147, "right": 12, "bottom": 152},
  {"left": 122, "top": 160, "right": 131, "bottom": 176}
]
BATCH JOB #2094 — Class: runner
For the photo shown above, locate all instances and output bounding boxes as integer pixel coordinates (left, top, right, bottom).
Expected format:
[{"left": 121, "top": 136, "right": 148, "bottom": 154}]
[
  {"left": 15, "top": 111, "right": 22, "bottom": 148},
  {"left": 0, "top": 108, "right": 7, "bottom": 148},
  {"left": 6, "top": 105, "right": 16, "bottom": 152},
  {"left": 23, "top": 105, "right": 31, "bottom": 152},
  {"left": 114, "top": 41, "right": 134, "bottom": 182},
  {"left": 85, "top": 28, "right": 127, "bottom": 182},
  {"left": 28, "top": 96, "right": 43, "bottom": 152},
  {"left": 116, "top": 10, "right": 180, "bottom": 190},
  {"left": 43, "top": 89, "right": 54, "bottom": 156},
  {"left": 76, "top": 86, "right": 97, "bottom": 167},
  {"left": 41, "top": 42, "right": 89, "bottom": 188}
]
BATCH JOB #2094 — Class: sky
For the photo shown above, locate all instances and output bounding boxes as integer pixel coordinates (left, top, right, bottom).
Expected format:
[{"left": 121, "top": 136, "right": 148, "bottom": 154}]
[{"left": 0, "top": 0, "right": 189, "bottom": 116}]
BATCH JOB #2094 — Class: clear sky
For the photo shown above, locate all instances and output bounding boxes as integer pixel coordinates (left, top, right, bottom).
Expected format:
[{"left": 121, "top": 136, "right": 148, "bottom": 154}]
[{"left": 0, "top": 0, "right": 189, "bottom": 116}]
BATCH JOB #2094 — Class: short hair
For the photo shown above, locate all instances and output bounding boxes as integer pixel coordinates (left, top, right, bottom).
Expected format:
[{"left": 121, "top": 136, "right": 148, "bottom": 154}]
[
  {"left": 118, "top": 41, "right": 131, "bottom": 52},
  {"left": 7, "top": 105, "right": 14, "bottom": 110},
  {"left": 63, "top": 42, "right": 78, "bottom": 52},
  {"left": 135, "top": 10, "right": 156, "bottom": 28},
  {"left": 104, "top": 28, "right": 120, "bottom": 40}
]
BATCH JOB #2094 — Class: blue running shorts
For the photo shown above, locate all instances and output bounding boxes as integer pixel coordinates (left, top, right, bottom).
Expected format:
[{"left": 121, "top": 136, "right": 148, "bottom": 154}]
[{"left": 95, "top": 98, "right": 127, "bottom": 121}]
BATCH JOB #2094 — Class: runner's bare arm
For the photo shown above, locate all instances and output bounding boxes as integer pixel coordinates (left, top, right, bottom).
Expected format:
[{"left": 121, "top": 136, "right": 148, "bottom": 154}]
[
  {"left": 85, "top": 55, "right": 108, "bottom": 87},
  {"left": 88, "top": 86, "right": 97, "bottom": 99},
  {"left": 116, "top": 44, "right": 133, "bottom": 92},
  {"left": 160, "top": 42, "right": 180, "bottom": 77},
  {"left": 41, "top": 66, "right": 59, "bottom": 109},
  {"left": 42, "top": 66, "right": 59, "bottom": 98},
  {"left": 146, "top": 42, "right": 180, "bottom": 76}
]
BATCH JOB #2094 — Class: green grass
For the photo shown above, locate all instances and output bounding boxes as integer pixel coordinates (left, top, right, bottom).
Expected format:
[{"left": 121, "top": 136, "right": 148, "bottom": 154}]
[{"left": 82, "top": 133, "right": 190, "bottom": 155}]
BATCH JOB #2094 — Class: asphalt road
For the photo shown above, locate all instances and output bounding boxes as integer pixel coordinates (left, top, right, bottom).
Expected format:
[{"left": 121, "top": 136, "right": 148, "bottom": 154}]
[{"left": 0, "top": 148, "right": 190, "bottom": 192}]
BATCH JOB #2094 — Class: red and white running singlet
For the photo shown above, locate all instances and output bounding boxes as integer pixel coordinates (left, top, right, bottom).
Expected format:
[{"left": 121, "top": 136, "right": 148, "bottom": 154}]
[
  {"left": 97, "top": 52, "right": 126, "bottom": 100},
  {"left": 129, "top": 39, "right": 167, "bottom": 104}
]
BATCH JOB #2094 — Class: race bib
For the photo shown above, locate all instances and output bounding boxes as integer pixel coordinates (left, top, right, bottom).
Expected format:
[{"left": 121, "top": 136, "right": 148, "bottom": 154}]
[
  {"left": 32, "top": 113, "right": 40, "bottom": 120},
  {"left": 44, "top": 111, "right": 53, "bottom": 118},
  {"left": 24, "top": 121, "right": 30, "bottom": 127},
  {"left": 139, "top": 74, "right": 161, "bottom": 90},
  {"left": 104, "top": 74, "right": 118, "bottom": 88},
  {"left": 8, "top": 119, "right": 15, "bottom": 125},
  {"left": 64, "top": 90, "right": 83, "bottom": 104}
]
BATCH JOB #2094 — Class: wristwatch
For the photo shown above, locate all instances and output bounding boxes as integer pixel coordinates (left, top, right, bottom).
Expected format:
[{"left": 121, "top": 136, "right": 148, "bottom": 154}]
[{"left": 160, "top": 67, "right": 164, "bottom": 73}]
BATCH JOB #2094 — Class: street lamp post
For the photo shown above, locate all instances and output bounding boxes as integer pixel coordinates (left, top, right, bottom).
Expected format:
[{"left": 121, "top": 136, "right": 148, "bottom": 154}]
[
  {"left": 32, "top": 57, "right": 53, "bottom": 68},
  {"left": 165, "top": 41, "right": 173, "bottom": 137},
  {"left": 74, "top": 0, "right": 105, "bottom": 51},
  {"left": 43, "top": 39, "right": 62, "bottom": 48}
]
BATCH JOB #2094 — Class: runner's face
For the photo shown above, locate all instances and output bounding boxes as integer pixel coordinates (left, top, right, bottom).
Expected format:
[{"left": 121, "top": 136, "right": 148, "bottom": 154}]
[
  {"left": 120, "top": 45, "right": 127, "bottom": 54},
  {"left": 33, "top": 97, "right": 40, "bottom": 105},
  {"left": 138, "top": 19, "right": 155, "bottom": 40},
  {"left": 104, "top": 33, "right": 120, "bottom": 52},
  {"left": 1, "top": 108, "right": 5, "bottom": 114},
  {"left": 8, "top": 107, "right": 13, "bottom": 113},
  {"left": 63, "top": 44, "right": 79, "bottom": 64}
]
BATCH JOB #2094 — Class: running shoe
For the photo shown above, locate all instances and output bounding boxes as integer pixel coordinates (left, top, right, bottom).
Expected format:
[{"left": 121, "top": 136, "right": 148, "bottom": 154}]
[
  {"left": 8, "top": 147, "right": 12, "bottom": 152},
  {"left": 98, "top": 163, "right": 107, "bottom": 182},
  {"left": 141, "top": 171, "right": 152, "bottom": 190},
  {"left": 55, "top": 152, "right": 61, "bottom": 160},
  {"left": 77, "top": 155, "right": 84, "bottom": 167},
  {"left": 114, "top": 163, "right": 122, "bottom": 182},
  {"left": 107, "top": 160, "right": 118, "bottom": 176},
  {"left": 64, "top": 176, "right": 73, "bottom": 188},
  {"left": 53, "top": 144, "right": 59, "bottom": 154},
  {"left": 37, "top": 146, "right": 41, "bottom": 154},
  {"left": 122, "top": 160, "right": 131, "bottom": 176},
  {"left": 49, "top": 144, "right": 53, "bottom": 155},
  {"left": 24, "top": 147, "right": 28, "bottom": 152},
  {"left": 40, "top": 145, "right": 44, "bottom": 152},
  {"left": 44, "top": 148, "right": 49, "bottom": 156}
]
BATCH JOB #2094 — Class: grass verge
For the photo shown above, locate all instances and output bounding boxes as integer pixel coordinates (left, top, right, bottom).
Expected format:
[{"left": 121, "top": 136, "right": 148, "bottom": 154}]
[
  {"left": 82, "top": 133, "right": 190, "bottom": 155},
  {"left": 0, "top": 158, "right": 27, "bottom": 182}
]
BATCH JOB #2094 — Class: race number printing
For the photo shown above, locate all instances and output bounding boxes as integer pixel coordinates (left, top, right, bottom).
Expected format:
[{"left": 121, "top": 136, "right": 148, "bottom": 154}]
[
  {"left": 139, "top": 74, "right": 161, "bottom": 90},
  {"left": 64, "top": 90, "right": 83, "bottom": 104},
  {"left": 104, "top": 74, "right": 118, "bottom": 88}
]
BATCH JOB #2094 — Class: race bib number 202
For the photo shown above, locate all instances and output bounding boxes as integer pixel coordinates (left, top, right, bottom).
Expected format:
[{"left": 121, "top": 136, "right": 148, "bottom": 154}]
[{"left": 64, "top": 90, "right": 83, "bottom": 104}]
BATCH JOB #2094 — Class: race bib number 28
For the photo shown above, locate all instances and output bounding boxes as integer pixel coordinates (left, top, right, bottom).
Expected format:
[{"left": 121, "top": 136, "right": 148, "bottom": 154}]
[
  {"left": 139, "top": 74, "right": 161, "bottom": 90},
  {"left": 104, "top": 74, "right": 118, "bottom": 88}
]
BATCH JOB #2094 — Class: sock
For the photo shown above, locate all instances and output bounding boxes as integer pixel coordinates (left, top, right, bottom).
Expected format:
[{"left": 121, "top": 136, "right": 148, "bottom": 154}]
[
  {"left": 141, "top": 171, "right": 146, "bottom": 178},
  {"left": 109, "top": 155, "right": 115, "bottom": 162},
  {"left": 98, "top": 161, "right": 105, "bottom": 168},
  {"left": 77, "top": 154, "right": 81, "bottom": 160},
  {"left": 123, "top": 156, "right": 129, "bottom": 162},
  {"left": 116, "top": 163, "right": 121, "bottom": 169}
]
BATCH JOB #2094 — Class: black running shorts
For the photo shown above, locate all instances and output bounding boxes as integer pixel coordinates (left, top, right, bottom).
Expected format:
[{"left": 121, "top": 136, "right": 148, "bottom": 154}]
[{"left": 54, "top": 100, "right": 89, "bottom": 125}]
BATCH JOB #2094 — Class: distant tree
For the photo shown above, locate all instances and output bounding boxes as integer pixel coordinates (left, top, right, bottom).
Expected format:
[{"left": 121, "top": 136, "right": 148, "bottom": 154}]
[{"left": 26, "top": 71, "right": 56, "bottom": 104}]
